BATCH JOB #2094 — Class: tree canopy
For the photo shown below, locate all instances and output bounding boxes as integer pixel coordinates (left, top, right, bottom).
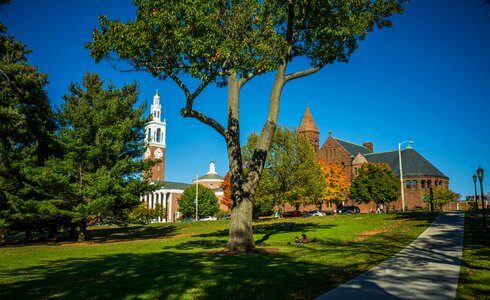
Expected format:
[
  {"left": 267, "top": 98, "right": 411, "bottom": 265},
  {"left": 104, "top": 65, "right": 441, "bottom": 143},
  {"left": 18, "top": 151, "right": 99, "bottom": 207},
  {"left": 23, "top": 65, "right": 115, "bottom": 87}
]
[
  {"left": 244, "top": 126, "right": 324, "bottom": 214},
  {"left": 423, "top": 187, "right": 457, "bottom": 210},
  {"left": 178, "top": 184, "right": 219, "bottom": 218},
  {"left": 0, "top": 20, "right": 57, "bottom": 240},
  {"left": 88, "top": 0, "right": 406, "bottom": 251},
  {"left": 319, "top": 162, "right": 350, "bottom": 208},
  {"left": 349, "top": 163, "right": 400, "bottom": 208},
  {"left": 32, "top": 73, "right": 159, "bottom": 238}
]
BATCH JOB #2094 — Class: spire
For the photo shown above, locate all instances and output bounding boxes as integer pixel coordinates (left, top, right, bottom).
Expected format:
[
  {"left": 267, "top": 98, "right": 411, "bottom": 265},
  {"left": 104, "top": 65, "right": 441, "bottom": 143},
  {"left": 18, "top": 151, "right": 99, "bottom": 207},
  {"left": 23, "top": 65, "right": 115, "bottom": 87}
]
[
  {"left": 207, "top": 160, "right": 217, "bottom": 175},
  {"left": 299, "top": 105, "right": 319, "bottom": 134},
  {"left": 151, "top": 89, "right": 161, "bottom": 121}
]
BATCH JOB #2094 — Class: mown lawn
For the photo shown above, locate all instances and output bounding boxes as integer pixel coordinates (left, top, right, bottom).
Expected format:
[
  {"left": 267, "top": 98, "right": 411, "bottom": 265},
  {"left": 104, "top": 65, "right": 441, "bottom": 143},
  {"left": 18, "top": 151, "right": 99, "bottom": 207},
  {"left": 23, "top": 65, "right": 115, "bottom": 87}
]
[
  {"left": 457, "top": 211, "right": 490, "bottom": 300},
  {"left": 0, "top": 212, "right": 437, "bottom": 300}
]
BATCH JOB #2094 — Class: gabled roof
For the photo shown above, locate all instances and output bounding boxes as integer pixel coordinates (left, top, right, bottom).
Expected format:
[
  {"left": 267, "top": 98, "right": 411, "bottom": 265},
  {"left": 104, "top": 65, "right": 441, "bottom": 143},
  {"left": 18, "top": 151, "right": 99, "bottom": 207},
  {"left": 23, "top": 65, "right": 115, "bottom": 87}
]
[
  {"left": 365, "top": 148, "right": 448, "bottom": 178},
  {"left": 298, "top": 106, "right": 319, "bottom": 133},
  {"left": 335, "top": 138, "right": 373, "bottom": 156}
]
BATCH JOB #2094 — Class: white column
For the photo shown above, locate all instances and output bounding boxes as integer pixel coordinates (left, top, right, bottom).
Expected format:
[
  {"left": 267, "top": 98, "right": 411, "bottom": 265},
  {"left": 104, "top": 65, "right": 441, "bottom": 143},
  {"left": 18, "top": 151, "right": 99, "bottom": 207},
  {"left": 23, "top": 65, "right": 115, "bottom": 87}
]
[
  {"left": 163, "top": 192, "right": 168, "bottom": 222},
  {"left": 169, "top": 192, "right": 173, "bottom": 222}
]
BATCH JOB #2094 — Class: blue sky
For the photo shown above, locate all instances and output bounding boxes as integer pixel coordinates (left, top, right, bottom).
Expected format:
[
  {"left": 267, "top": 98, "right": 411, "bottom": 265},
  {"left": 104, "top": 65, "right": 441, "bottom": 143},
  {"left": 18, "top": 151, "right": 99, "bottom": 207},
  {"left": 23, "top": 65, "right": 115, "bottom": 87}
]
[{"left": 1, "top": 0, "right": 490, "bottom": 198}]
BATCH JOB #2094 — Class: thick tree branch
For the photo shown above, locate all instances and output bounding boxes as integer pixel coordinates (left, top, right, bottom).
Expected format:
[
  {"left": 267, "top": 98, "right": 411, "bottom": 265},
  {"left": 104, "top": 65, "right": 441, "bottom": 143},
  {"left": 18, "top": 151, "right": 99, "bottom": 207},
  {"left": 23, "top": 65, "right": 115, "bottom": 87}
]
[
  {"left": 181, "top": 108, "right": 227, "bottom": 138},
  {"left": 167, "top": 72, "right": 191, "bottom": 100},
  {"left": 284, "top": 63, "right": 325, "bottom": 82}
]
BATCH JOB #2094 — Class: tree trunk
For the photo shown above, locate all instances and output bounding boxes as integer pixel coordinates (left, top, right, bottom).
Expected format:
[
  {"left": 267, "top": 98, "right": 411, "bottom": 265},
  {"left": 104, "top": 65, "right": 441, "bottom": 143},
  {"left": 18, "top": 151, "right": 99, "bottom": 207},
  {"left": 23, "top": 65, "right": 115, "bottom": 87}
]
[
  {"left": 78, "top": 221, "right": 86, "bottom": 242},
  {"left": 225, "top": 66, "right": 285, "bottom": 251}
]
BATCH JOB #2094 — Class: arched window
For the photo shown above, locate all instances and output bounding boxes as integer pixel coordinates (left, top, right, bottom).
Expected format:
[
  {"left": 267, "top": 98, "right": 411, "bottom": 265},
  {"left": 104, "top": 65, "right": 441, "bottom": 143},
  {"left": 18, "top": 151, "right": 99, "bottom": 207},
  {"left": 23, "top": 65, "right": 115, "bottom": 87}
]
[
  {"left": 156, "top": 128, "right": 161, "bottom": 142},
  {"left": 147, "top": 128, "right": 152, "bottom": 142}
]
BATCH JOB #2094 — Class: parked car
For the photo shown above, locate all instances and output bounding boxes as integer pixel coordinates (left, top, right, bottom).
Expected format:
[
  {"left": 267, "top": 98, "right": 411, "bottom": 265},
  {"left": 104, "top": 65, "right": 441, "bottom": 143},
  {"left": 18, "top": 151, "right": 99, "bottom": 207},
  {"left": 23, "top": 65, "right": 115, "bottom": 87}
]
[
  {"left": 336, "top": 206, "right": 360, "bottom": 214},
  {"left": 304, "top": 210, "right": 326, "bottom": 217},
  {"left": 283, "top": 211, "right": 303, "bottom": 218},
  {"left": 218, "top": 214, "right": 231, "bottom": 220},
  {"left": 200, "top": 216, "right": 217, "bottom": 221}
]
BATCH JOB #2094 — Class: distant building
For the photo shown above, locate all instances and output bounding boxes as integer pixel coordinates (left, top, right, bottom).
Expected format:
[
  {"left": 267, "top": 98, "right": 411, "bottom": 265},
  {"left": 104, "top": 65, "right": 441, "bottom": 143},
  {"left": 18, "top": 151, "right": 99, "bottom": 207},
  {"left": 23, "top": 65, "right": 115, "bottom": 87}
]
[
  {"left": 299, "top": 107, "right": 449, "bottom": 213},
  {"left": 141, "top": 91, "right": 225, "bottom": 221}
]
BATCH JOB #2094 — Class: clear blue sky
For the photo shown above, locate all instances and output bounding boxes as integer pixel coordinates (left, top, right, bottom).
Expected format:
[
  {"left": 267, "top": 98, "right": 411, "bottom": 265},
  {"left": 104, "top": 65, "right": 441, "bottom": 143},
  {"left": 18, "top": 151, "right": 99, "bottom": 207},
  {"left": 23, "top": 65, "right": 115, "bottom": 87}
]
[{"left": 1, "top": 0, "right": 490, "bottom": 198}]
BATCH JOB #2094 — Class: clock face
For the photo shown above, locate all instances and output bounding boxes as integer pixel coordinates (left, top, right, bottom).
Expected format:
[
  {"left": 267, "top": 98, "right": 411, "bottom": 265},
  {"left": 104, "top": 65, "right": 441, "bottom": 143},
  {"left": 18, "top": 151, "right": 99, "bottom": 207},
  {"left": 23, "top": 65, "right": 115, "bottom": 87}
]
[
  {"left": 154, "top": 148, "right": 163, "bottom": 158},
  {"left": 144, "top": 148, "right": 151, "bottom": 158}
]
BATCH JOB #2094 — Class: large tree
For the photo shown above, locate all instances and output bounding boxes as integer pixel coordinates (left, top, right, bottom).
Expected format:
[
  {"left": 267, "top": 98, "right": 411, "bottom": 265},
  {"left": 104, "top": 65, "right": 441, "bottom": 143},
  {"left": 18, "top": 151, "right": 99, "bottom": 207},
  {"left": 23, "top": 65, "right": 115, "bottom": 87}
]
[
  {"left": 36, "top": 73, "right": 158, "bottom": 239},
  {"left": 244, "top": 126, "right": 324, "bottom": 214},
  {"left": 178, "top": 184, "right": 219, "bottom": 219},
  {"left": 0, "top": 15, "right": 57, "bottom": 240},
  {"left": 349, "top": 163, "right": 400, "bottom": 210},
  {"left": 318, "top": 162, "right": 350, "bottom": 209},
  {"left": 88, "top": 0, "right": 405, "bottom": 251}
]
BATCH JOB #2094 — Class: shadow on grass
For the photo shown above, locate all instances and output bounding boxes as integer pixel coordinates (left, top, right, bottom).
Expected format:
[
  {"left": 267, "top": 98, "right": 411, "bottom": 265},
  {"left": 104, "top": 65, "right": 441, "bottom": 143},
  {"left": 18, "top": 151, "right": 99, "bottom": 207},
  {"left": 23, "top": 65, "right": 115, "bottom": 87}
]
[
  {"left": 194, "top": 221, "right": 336, "bottom": 245},
  {"left": 0, "top": 243, "right": 398, "bottom": 300},
  {"left": 86, "top": 224, "right": 178, "bottom": 243},
  {"left": 0, "top": 213, "right": 441, "bottom": 299},
  {"left": 457, "top": 211, "right": 490, "bottom": 299}
]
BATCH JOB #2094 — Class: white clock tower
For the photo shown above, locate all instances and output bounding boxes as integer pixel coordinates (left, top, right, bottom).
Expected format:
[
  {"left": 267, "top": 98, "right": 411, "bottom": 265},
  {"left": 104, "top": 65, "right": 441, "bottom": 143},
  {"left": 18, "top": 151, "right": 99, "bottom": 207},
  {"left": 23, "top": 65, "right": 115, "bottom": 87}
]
[{"left": 144, "top": 90, "right": 166, "bottom": 181}]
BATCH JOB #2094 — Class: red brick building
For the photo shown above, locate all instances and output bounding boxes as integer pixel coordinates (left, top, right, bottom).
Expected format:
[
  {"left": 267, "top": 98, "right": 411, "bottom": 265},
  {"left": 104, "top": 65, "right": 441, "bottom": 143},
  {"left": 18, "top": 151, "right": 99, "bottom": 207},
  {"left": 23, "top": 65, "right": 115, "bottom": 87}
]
[{"left": 299, "top": 107, "right": 450, "bottom": 213}]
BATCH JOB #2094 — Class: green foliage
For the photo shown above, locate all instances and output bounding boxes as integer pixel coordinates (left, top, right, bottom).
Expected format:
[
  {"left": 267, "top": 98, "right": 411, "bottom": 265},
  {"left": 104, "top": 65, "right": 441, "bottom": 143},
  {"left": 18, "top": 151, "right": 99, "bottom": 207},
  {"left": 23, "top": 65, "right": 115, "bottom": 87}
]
[
  {"left": 0, "top": 22, "right": 57, "bottom": 235},
  {"left": 244, "top": 127, "right": 325, "bottom": 212},
  {"left": 88, "top": 0, "right": 404, "bottom": 88},
  {"left": 350, "top": 163, "right": 400, "bottom": 207},
  {"left": 422, "top": 187, "right": 456, "bottom": 209},
  {"left": 129, "top": 202, "right": 166, "bottom": 224},
  {"left": 178, "top": 184, "right": 219, "bottom": 218},
  {"left": 34, "top": 73, "right": 160, "bottom": 229}
]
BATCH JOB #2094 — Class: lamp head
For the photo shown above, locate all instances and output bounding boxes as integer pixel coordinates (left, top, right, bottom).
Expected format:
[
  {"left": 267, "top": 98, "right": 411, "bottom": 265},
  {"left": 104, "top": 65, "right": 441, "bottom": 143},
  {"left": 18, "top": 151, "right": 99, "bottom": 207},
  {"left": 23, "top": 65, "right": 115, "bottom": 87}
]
[{"left": 477, "top": 166, "right": 484, "bottom": 181}]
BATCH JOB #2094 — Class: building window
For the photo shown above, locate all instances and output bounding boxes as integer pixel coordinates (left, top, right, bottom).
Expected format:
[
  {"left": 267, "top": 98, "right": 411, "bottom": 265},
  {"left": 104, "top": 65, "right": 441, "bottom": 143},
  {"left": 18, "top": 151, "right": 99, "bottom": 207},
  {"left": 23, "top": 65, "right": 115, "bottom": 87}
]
[
  {"left": 156, "top": 128, "right": 161, "bottom": 142},
  {"left": 147, "top": 128, "right": 152, "bottom": 142},
  {"left": 412, "top": 180, "right": 417, "bottom": 189},
  {"left": 427, "top": 180, "right": 432, "bottom": 187},
  {"left": 421, "top": 180, "right": 426, "bottom": 189},
  {"left": 406, "top": 180, "right": 411, "bottom": 189}
]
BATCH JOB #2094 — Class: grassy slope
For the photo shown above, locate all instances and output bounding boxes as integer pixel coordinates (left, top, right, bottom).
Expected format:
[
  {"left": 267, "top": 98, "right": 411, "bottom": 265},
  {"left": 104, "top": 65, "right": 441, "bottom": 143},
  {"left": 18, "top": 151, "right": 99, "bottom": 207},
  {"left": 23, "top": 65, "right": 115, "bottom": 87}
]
[
  {"left": 0, "top": 212, "right": 436, "bottom": 300},
  {"left": 456, "top": 211, "right": 490, "bottom": 300}
]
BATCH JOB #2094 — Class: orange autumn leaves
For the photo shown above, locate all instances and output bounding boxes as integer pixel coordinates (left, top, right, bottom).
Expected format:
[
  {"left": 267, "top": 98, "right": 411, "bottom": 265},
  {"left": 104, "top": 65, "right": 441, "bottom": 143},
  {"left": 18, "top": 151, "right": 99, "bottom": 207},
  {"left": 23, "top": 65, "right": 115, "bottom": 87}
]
[{"left": 319, "top": 161, "right": 350, "bottom": 205}]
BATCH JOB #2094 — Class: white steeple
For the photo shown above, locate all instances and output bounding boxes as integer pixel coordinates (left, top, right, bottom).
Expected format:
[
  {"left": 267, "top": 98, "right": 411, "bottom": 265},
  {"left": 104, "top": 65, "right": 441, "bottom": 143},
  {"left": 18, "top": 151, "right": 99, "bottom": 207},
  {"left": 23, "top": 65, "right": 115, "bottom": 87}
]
[
  {"left": 207, "top": 160, "right": 217, "bottom": 175},
  {"left": 145, "top": 89, "right": 166, "bottom": 147},
  {"left": 151, "top": 89, "right": 162, "bottom": 121}
]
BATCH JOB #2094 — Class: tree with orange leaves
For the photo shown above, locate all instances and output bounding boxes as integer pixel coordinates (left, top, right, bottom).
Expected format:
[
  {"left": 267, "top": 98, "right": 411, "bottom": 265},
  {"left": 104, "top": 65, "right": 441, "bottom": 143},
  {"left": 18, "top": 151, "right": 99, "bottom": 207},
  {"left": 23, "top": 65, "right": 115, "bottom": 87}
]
[
  {"left": 318, "top": 161, "right": 350, "bottom": 208},
  {"left": 221, "top": 172, "right": 232, "bottom": 209}
]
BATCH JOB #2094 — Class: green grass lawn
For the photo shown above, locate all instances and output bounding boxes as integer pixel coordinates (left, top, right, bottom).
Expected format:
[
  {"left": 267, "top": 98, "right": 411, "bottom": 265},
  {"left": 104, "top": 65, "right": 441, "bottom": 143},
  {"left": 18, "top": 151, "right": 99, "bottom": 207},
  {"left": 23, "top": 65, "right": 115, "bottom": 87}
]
[
  {"left": 457, "top": 211, "right": 490, "bottom": 300},
  {"left": 0, "top": 212, "right": 437, "bottom": 300}
]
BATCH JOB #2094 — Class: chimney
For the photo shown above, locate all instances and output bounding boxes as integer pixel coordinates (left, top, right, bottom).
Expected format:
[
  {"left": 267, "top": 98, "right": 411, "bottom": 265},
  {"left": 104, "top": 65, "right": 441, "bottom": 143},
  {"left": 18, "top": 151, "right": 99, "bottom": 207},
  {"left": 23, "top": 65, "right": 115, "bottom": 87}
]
[{"left": 363, "top": 142, "right": 374, "bottom": 153}]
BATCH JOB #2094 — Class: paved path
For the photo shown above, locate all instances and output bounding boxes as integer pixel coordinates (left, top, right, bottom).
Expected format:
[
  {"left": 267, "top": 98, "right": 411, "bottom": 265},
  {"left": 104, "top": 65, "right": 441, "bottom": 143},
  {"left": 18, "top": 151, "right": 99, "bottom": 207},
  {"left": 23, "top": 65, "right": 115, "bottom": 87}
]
[{"left": 315, "top": 211, "right": 465, "bottom": 300}]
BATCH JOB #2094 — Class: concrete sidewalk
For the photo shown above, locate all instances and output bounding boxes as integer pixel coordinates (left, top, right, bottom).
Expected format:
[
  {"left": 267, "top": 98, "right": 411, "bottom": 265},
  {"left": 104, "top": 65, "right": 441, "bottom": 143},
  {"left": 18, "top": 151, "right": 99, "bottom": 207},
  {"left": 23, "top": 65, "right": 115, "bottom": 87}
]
[{"left": 315, "top": 211, "right": 465, "bottom": 300}]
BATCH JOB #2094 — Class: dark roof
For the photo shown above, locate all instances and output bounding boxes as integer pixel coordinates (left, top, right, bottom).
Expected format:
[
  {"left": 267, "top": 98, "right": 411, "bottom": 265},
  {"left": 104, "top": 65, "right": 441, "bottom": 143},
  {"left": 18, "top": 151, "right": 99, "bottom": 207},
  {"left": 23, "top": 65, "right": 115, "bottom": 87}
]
[
  {"left": 197, "top": 173, "right": 224, "bottom": 181},
  {"left": 335, "top": 139, "right": 373, "bottom": 156},
  {"left": 162, "top": 181, "right": 192, "bottom": 190},
  {"left": 365, "top": 148, "right": 448, "bottom": 179}
]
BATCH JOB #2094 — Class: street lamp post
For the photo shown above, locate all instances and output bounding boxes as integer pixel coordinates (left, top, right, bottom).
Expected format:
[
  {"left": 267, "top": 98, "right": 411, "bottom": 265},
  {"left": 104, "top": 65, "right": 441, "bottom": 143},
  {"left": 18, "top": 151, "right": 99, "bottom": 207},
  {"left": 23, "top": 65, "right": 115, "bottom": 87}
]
[
  {"left": 476, "top": 166, "right": 487, "bottom": 230},
  {"left": 398, "top": 141, "right": 414, "bottom": 212},
  {"left": 473, "top": 174, "right": 478, "bottom": 211}
]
